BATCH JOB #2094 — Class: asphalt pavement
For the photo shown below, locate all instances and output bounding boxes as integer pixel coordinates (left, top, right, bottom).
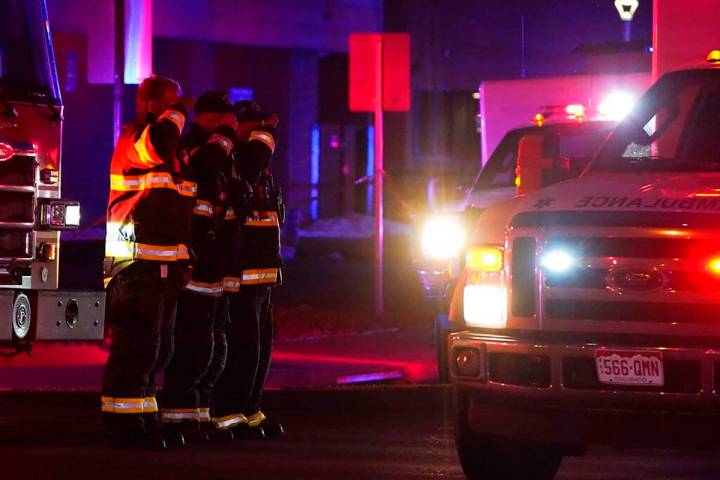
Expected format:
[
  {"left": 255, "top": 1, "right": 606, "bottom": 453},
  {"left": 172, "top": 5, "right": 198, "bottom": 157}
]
[{"left": 2, "top": 387, "right": 720, "bottom": 479}]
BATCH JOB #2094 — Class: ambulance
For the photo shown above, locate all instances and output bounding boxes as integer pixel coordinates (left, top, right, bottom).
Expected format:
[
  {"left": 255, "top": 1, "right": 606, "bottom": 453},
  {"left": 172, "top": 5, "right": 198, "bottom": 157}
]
[
  {"left": 415, "top": 112, "right": 616, "bottom": 379},
  {"left": 0, "top": 0, "right": 105, "bottom": 351},
  {"left": 449, "top": 54, "right": 720, "bottom": 480}
]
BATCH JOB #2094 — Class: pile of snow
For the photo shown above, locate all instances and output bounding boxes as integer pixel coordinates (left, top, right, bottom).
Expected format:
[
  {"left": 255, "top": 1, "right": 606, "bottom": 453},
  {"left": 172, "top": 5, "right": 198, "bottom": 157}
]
[{"left": 298, "top": 214, "right": 411, "bottom": 239}]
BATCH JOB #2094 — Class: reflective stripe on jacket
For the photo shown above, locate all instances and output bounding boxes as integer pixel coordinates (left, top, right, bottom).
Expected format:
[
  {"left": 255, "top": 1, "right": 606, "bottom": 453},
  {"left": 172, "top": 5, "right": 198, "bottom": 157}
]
[{"left": 104, "top": 109, "right": 194, "bottom": 283}]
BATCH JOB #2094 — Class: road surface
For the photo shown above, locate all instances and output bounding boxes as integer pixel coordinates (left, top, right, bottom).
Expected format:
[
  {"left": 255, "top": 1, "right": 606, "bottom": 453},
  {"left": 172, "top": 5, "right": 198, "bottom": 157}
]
[{"left": 2, "top": 386, "right": 720, "bottom": 479}]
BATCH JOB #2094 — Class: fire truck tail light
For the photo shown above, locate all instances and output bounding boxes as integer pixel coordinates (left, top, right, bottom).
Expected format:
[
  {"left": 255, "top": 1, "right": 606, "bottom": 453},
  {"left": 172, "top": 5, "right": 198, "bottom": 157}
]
[
  {"left": 466, "top": 246, "right": 503, "bottom": 273},
  {"left": 0, "top": 143, "right": 14, "bottom": 161}
]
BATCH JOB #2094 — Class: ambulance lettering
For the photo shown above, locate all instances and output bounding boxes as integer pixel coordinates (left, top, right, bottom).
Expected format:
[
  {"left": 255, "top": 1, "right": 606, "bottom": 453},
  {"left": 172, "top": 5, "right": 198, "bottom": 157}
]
[{"left": 573, "top": 196, "right": 720, "bottom": 211}]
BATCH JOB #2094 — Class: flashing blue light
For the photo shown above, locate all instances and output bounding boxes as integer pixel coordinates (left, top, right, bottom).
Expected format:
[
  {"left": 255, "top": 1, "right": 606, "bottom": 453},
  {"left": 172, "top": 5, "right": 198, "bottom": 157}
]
[
  {"left": 540, "top": 250, "right": 575, "bottom": 273},
  {"left": 310, "top": 125, "right": 320, "bottom": 220},
  {"left": 366, "top": 126, "right": 375, "bottom": 214},
  {"left": 229, "top": 87, "right": 254, "bottom": 104}
]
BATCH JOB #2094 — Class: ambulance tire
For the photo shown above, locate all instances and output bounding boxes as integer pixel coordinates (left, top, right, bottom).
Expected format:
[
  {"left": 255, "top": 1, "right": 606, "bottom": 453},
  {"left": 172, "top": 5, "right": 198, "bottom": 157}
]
[
  {"left": 454, "top": 391, "right": 562, "bottom": 480},
  {"left": 435, "top": 321, "right": 450, "bottom": 383}
]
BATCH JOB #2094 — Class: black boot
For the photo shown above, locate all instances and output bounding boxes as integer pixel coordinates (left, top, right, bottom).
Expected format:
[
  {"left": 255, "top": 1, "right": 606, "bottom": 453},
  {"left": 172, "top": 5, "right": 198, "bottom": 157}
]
[
  {"left": 259, "top": 420, "right": 285, "bottom": 438},
  {"left": 144, "top": 412, "right": 185, "bottom": 447},
  {"left": 231, "top": 423, "right": 266, "bottom": 440}
]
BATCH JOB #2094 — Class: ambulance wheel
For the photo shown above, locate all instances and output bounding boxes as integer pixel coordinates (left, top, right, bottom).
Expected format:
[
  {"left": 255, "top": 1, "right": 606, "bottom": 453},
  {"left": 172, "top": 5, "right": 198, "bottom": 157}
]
[
  {"left": 455, "top": 391, "right": 562, "bottom": 480},
  {"left": 435, "top": 321, "right": 450, "bottom": 383}
]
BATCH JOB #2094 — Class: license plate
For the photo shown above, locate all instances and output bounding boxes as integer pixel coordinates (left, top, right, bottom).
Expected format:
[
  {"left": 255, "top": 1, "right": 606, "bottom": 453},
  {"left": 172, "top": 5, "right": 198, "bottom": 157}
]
[{"left": 594, "top": 349, "right": 664, "bottom": 387}]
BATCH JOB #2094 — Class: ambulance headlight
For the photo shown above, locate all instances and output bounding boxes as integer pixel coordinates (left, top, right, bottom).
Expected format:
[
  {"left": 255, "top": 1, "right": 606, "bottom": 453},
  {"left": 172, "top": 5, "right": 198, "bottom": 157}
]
[
  {"left": 464, "top": 284, "right": 507, "bottom": 328},
  {"left": 419, "top": 214, "right": 466, "bottom": 260},
  {"left": 39, "top": 200, "right": 81, "bottom": 230}
]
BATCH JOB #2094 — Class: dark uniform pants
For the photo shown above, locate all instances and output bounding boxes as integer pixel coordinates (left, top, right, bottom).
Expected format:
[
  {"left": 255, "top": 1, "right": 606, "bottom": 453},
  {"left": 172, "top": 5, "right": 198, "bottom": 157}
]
[
  {"left": 212, "top": 285, "right": 273, "bottom": 423},
  {"left": 101, "top": 261, "right": 184, "bottom": 435},
  {"left": 161, "top": 290, "right": 224, "bottom": 427}
]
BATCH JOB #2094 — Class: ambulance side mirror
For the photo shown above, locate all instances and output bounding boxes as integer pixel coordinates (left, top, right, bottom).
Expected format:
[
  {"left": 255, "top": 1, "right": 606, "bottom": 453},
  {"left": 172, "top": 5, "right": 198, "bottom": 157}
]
[{"left": 515, "top": 133, "right": 561, "bottom": 196}]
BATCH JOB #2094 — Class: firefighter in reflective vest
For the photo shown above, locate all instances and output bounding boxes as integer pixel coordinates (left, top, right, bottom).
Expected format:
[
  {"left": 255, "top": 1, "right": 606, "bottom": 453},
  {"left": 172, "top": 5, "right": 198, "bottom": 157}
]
[
  {"left": 212, "top": 101, "right": 284, "bottom": 438},
  {"left": 101, "top": 76, "right": 195, "bottom": 449},
  {"left": 161, "top": 91, "right": 237, "bottom": 443}
]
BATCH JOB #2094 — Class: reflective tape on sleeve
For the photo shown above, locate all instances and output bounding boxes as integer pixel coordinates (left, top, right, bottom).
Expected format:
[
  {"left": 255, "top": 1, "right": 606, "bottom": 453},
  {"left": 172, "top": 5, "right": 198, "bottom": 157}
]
[
  {"left": 184, "top": 280, "right": 224, "bottom": 297},
  {"left": 241, "top": 268, "right": 278, "bottom": 285},
  {"left": 249, "top": 130, "right": 276, "bottom": 153},
  {"left": 208, "top": 133, "right": 234, "bottom": 156},
  {"left": 193, "top": 200, "right": 213, "bottom": 217},
  {"left": 212, "top": 413, "right": 247, "bottom": 430},
  {"left": 159, "top": 109, "right": 186, "bottom": 132},
  {"left": 177, "top": 180, "right": 198, "bottom": 198},
  {"left": 101, "top": 396, "right": 145, "bottom": 414},
  {"left": 244, "top": 211, "right": 280, "bottom": 227}
]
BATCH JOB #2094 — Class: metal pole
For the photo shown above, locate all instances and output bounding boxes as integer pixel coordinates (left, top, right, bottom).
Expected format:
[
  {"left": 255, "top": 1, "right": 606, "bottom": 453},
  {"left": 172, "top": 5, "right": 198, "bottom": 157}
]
[
  {"left": 373, "top": 35, "right": 384, "bottom": 317},
  {"left": 623, "top": 20, "right": 632, "bottom": 42},
  {"left": 113, "top": 0, "right": 125, "bottom": 145},
  {"left": 520, "top": 15, "right": 527, "bottom": 78}
]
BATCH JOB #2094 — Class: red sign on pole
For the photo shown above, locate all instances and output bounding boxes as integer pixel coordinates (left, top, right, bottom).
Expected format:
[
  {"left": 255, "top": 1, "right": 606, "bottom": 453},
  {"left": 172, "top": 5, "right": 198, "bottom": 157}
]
[
  {"left": 348, "top": 32, "right": 410, "bottom": 317},
  {"left": 349, "top": 33, "right": 411, "bottom": 112}
]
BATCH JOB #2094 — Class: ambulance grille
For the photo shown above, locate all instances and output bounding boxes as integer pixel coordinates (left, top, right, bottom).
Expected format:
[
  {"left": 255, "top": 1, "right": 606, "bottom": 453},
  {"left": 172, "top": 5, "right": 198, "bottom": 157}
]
[
  {"left": 0, "top": 153, "right": 36, "bottom": 262},
  {"left": 508, "top": 211, "right": 720, "bottom": 330}
]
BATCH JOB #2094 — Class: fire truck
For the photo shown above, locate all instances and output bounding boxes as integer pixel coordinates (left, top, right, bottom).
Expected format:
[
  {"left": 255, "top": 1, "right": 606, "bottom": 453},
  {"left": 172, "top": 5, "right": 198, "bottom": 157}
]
[
  {"left": 0, "top": 0, "right": 104, "bottom": 349},
  {"left": 449, "top": 54, "right": 720, "bottom": 480}
]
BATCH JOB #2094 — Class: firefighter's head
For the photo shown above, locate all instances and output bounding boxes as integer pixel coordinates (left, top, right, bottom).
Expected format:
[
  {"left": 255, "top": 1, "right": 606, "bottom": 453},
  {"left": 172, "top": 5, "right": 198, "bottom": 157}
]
[
  {"left": 233, "top": 100, "right": 277, "bottom": 141},
  {"left": 194, "top": 91, "right": 234, "bottom": 131},
  {"left": 136, "top": 75, "right": 183, "bottom": 122}
]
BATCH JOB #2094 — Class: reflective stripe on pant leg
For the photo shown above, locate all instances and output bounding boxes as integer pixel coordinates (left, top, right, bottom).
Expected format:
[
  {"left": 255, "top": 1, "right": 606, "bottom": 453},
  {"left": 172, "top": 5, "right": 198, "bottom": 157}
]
[
  {"left": 198, "top": 408, "right": 211, "bottom": 423},
  {"left": 101, "top": 396, "right": 145, "bottom": 414},
  {"left": 144, "top": 397, "right": 159, "bottom": 413},
  {"left": 212, "top": 413, "right": 247, "bottom": 430},
  {"left": 246, "top": 410, "right": 266, "bottom": 428},
  {"left": 162, "top": 408, "right": 200, "bottom": 423}
]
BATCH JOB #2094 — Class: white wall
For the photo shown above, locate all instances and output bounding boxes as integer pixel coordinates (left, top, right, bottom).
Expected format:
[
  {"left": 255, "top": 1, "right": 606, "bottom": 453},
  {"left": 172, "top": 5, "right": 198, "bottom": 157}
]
[{"left": 479, "top": 72, "right": 652, "bottom": 164}]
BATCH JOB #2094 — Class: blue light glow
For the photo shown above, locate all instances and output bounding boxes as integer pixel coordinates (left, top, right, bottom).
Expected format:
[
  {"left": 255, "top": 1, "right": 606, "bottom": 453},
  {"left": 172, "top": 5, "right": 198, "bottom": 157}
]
[
  {"left": 367, "top": 126, "right": 375, "bottom": 214},
  {"left": 229, "top": 87, "right": 254, "bottom": 103},
  {"left": 310, "top": 124, "right": 320, "bottom": 220},
  {"left": 540, "top": 250, "right": 575, "bottom": 273}
]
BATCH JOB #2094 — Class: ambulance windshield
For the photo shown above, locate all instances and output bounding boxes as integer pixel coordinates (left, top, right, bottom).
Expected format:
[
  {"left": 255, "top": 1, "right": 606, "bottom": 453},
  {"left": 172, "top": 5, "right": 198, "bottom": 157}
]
[
  {"left": 592, "top": 69, "right": 720, "bottom": 172},
  {"left": 0, "top": 0, "right": 61, "bottom": 105}
]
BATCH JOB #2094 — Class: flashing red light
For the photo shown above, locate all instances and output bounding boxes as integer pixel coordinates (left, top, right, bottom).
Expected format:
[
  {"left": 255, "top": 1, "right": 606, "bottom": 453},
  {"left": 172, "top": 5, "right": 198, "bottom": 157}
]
[
  {"left": 708, "top": 257, "right": 720, "bottom": 275},
  {"left": 0, "top": 143, "right": 14, "bottom": 161},
  {"left": 533, "top": 113, "right": 544, "bottom": 126},
  {"left": 565, "top": 104, "right": 585, "bottom": 120}
]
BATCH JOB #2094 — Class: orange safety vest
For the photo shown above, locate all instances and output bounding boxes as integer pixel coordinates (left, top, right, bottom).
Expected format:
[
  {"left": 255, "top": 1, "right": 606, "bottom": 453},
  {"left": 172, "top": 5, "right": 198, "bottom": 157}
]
[{"left": 104, "top": 110, "right": 196, "bottom": 285}]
